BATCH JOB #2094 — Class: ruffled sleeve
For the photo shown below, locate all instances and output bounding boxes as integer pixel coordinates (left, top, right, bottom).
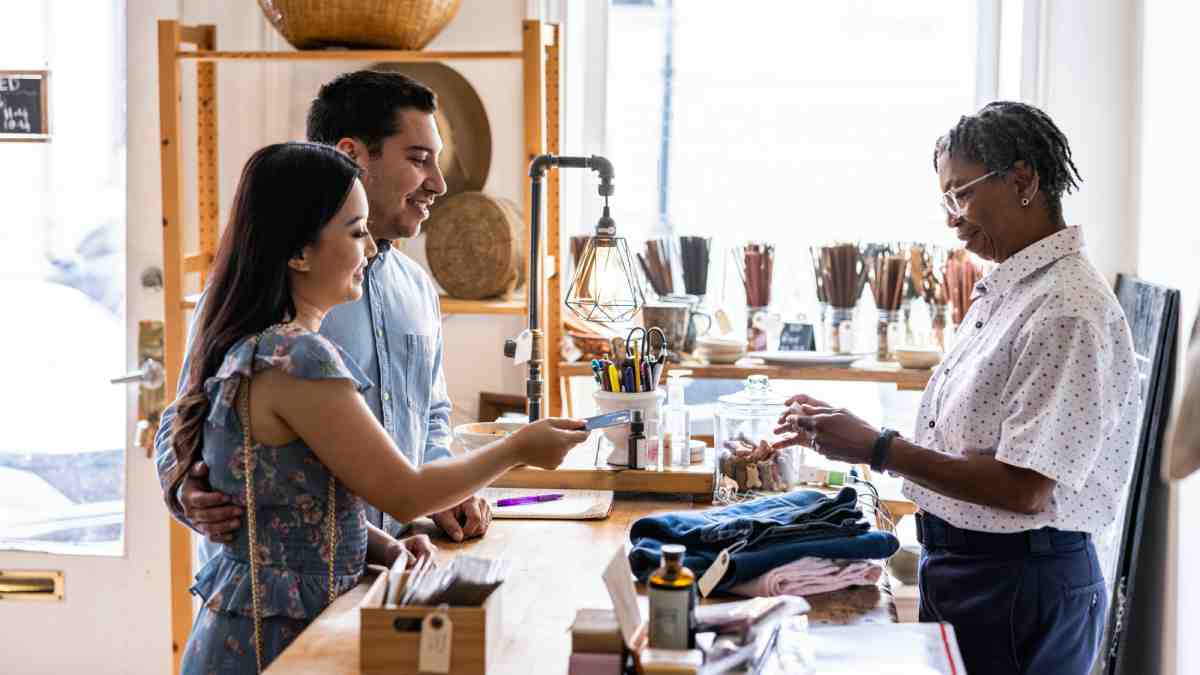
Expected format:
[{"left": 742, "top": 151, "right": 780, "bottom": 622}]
[{"left": 203, "top": 324, "right": 373, "bottom": 430}]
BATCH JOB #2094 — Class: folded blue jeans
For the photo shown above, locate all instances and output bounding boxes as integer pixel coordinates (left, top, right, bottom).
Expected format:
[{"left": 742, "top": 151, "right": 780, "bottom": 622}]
[{"left": 629, "top": 488, "right": 899, "bottom": 592}]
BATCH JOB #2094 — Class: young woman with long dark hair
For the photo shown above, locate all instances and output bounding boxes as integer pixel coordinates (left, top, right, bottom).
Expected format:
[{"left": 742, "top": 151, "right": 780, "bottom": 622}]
[{"left": 170, "top": 142, "right": 587, "bottom": 673}]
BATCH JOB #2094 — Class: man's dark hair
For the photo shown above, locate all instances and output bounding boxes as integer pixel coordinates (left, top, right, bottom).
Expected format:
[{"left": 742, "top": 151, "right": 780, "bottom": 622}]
[
  {"left": 933, "top": 101, "right": 1082, "bottom": 224},
  {"left": 306, "top": 70, "right": 437, "bottom": 156}
]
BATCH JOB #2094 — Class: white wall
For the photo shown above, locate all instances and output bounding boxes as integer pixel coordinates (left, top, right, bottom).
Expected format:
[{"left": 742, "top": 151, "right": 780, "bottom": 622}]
[
  {"left": 1039, "top": 0, "right": 1142, "bottom": 284},
  {"left": 1137, "top": 3, "right": 1200, "bottom": 675}
]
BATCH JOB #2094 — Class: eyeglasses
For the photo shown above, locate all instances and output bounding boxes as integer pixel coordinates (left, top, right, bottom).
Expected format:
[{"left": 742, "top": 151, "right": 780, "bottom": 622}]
[{"left": 941, "top": 170, "right": 1000, "bottom": 218}]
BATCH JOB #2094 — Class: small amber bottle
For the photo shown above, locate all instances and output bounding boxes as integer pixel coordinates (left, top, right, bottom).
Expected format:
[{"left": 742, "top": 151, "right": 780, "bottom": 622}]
[{"left": 648, "top": 544, "right": 696, "bottom": 650}]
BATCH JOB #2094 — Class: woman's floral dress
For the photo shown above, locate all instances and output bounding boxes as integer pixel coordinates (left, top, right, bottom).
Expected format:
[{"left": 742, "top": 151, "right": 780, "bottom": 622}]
[{"left": 181, "top": 324, "right": 373, "bottom": 674}]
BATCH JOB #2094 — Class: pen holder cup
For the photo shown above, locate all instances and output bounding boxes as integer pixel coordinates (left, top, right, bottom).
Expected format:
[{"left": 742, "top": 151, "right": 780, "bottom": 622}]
[
  {"left": 592, "top": 389, "right": 665, "bottom": 465},
  {"left": 359, "top": 571, "right": 502, "bottom": 675}
]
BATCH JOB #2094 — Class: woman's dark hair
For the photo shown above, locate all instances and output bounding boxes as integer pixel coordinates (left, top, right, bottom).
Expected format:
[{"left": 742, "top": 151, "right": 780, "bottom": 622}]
[
  {"left": 166, "top": 142, "right": 361, "bottom": 513},
  {"left": 933, "top": 101, "right": 1082, "bottom": 224},
  {"left": 306, "top": 70, "right": 437, "bottom": 157}
]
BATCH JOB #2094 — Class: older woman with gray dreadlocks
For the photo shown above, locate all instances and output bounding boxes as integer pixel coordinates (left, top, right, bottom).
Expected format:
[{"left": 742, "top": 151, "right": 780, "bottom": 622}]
[{"left": 774, "top": 101, "right": 1139, "bottom": 675}]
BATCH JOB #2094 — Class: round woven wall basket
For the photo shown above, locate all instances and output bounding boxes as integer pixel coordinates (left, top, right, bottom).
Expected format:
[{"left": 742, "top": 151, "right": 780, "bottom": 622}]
[
  {"left": 424, "top": 192, "right": 526, "bottom": 300},
  {"left": 258, "top": 0, "right": 462, "bottom": 50}
]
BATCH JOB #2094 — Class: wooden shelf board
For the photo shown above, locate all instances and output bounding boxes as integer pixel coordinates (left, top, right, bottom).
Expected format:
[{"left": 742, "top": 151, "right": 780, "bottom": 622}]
[
  {"left": 439, "top": 295, "right": 526, "bottom": 316},
  {"left": 558, "top": 358, "right": 932, "bottom": 391},
  {"left": 178, "top": 50, "right": 523, "bottom": 63}
]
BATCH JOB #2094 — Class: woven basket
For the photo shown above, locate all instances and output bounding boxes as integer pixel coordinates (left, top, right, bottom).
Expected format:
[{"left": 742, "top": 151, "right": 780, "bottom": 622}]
[
  {"left": 258, "top": 0, "right": 462, "bottom": 50},
  {"left": 424, "top": 192, "right": 525, "bottom": 300}
]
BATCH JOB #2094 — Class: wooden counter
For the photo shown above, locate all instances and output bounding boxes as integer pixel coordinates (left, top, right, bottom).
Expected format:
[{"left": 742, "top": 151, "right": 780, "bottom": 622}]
[{"left": 266, "top": 498, "right": 896, "bottom": 674}]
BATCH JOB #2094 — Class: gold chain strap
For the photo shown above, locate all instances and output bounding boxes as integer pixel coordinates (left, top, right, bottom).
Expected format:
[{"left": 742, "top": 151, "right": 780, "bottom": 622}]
[{"left": 237, "top": 335, "right": 337, "bottom": 674}]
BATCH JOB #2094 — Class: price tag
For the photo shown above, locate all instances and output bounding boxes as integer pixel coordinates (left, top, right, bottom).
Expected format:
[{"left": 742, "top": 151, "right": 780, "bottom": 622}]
[
  {"left": 418, "top": 611, "right": 453, "bottom": 673},
  {"left": 513, "top": 329, "right": 533, "bottom": 365},
  {"left": 714, "top": 309, "right": 733, "bottom": 336},
  {"left": 697, "top": 548, "right": 732, "bottom": 598}
]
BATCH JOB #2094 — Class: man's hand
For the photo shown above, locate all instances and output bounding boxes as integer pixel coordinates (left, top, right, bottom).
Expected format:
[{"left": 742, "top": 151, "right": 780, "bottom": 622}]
[
  {"left": 180, "top": 461, "right": 242, "bottom": 544},
  {"left": 430, "top": 495, "right": 492, "bottom": 542}
]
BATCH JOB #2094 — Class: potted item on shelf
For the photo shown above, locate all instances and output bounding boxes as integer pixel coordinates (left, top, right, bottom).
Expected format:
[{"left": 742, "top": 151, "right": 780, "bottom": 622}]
[
  {"left": 258, "top": 0, "right": 462, "bottom": 50},
  {"left": 737, "top": 242, "right": 774, "bottom": 351},
  {"left": 678, "top": 235, "right": 711, "bottom": 301},
  {"left": 813, "top": 243, "right": 868, "bottom": 354},
  {"left": 865, "top": 244, "right": 909, "bottom": 362},
  {"left": 908, "top": 243, "right": 950, "bottom": 350}
]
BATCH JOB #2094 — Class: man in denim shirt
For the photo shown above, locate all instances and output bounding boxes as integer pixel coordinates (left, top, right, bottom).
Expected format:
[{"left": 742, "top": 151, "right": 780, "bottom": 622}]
[{"left": 154, "top": 71, "right": 491, "bottom": 568}]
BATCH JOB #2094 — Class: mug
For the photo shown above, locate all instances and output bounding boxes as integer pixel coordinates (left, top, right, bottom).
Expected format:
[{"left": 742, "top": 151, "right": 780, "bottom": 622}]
[
  {"left": 641, "top": 303, "right": 689, "bottom": 357},
  {"left": 684, "top": 308, "right": 713, "bottom": 353},
  {"left": 642, "top": 303, "right": 712, "bottom": 357}
]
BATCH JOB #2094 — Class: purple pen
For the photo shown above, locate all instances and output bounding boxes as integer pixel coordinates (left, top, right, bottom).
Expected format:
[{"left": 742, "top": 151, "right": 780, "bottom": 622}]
[{"left": 495, "top": 493, "right": 564, "bottom": 507}]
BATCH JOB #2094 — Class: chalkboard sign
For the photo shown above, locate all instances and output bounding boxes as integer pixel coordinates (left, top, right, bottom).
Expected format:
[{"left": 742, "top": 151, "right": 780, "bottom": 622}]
[
  {"left": 0, "top": 71, "right": 50, "bottom": 141},
  {"left": 779, "top": 321, "right": 816, "bottom": 351}
]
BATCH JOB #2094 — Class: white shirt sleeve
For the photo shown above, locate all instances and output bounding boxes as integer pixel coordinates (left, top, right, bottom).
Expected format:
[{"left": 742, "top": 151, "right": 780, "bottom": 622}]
[{"left": 995, "top": 315, "right": 1116, "bottom": 492}]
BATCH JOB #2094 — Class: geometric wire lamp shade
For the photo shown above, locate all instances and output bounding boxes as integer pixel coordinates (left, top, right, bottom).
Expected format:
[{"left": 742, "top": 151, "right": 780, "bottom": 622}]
[{"left": 565, "top": 235, "right": 645, "bottom": 323}]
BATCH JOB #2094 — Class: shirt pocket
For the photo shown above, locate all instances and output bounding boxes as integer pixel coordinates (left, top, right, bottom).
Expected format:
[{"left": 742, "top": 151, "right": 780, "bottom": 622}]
[{"left": 401, "top": 333, "right": 436, "bottom": 413}]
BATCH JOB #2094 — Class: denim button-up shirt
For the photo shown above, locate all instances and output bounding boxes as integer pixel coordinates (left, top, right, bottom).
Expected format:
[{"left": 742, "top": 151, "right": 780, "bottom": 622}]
[{"left": 155, "top": 241, "right": 453, "bottom": 566}]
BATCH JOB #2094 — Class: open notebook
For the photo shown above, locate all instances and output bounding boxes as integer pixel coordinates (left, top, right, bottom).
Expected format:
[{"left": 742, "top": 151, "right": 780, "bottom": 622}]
[{"left": 480, "top": 488, "right": 614, "bottom": 520}]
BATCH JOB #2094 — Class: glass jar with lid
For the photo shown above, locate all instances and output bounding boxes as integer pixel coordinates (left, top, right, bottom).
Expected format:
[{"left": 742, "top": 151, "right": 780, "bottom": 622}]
[{"left": 715, "top": 375, "right": 797, "bottom": 487}]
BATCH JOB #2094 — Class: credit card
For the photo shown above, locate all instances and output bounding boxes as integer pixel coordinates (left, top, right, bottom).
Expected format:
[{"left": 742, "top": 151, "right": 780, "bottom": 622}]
[{"left": 584, "top": 409, "right": 633, "bottom": 430}]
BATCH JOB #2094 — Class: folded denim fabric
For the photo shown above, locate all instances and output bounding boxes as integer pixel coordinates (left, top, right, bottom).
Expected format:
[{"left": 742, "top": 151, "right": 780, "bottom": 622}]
[{"left": 628, "top": 488, "right": 899, "bottom": 592}]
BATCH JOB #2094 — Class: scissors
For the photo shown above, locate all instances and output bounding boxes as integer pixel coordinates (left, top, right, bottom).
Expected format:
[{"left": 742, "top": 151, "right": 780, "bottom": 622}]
[
  {"left": 626, "top": 326, "right": 670, "bottom": 389},
  {"left": 625, "top": 326, "right": 668, "bottom": 362}
]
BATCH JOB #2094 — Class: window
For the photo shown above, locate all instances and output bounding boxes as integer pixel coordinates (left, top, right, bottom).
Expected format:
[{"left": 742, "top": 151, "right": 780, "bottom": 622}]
[
  {"left": 0, "top": 1, "right": 127, "bottom": 554},
  {"left": 605, "top": 0, "right": 980, "bottom": 318}
]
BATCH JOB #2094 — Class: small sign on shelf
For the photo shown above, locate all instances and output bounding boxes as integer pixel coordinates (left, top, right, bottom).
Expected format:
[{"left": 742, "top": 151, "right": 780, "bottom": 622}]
[
  {"left": 0, "top": 70, "right": 50, "bottom": 142},
  {"left": 779, "top": 321, "right": 816, "bottom": 351}
]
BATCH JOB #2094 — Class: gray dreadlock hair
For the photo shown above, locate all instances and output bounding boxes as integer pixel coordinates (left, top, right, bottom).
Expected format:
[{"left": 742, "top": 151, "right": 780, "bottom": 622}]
[{"left": 933, "top": 101, "right": 1082, "bottom": 225}]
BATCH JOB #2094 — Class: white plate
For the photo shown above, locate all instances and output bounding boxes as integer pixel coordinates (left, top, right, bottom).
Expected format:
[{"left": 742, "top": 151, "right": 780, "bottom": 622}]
[{"left": 747, "top": 350, "right": 871, "bottom": 367}]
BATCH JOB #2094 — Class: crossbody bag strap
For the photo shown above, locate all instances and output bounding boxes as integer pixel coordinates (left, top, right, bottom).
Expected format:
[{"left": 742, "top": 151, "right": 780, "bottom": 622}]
[{"left": 235, "top": 331, "right": 338, "bottom": 674}]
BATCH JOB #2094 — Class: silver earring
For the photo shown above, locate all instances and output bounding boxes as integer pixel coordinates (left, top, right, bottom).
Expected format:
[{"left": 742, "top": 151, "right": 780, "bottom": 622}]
[{"left": 1021, "top": 198, "right": 1030, "bottom": 207}]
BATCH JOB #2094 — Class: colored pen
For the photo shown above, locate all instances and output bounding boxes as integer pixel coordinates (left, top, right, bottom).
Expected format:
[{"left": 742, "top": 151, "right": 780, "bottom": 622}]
[
  {"left": 634, "top": 342, "right": 642, "bottom": 391},
  {"left": 496, "top": 493, "right": 564, "bottom": 507},
  {"left": 608, "top": 364, "right": 620, "bottom": 392}
]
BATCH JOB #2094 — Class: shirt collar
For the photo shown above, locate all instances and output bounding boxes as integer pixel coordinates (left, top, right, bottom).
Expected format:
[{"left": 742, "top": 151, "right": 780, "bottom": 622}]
[
  {"left": 973, "top": 226, "right": 1085, "bottom": 299},
  {"left": 370, "top": 239, "right": 393, "bottom": 265}
]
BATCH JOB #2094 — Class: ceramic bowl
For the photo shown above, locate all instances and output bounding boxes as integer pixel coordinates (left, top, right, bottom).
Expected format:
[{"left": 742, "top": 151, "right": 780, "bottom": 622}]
[
  {"left": 894, "top": 347, "right": 943, "bottom": 370},
  {"left": 453, "top": 421, "right": 526, "bottom": 452}
]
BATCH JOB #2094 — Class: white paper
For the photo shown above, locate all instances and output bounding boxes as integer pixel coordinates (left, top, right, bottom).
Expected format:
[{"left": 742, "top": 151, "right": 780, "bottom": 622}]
[
  {"left": 481, "top": 488, "right": 614, "bottom": 520},
  {"left": 602, "top": 546, "right": 643, "bottom": 651}
]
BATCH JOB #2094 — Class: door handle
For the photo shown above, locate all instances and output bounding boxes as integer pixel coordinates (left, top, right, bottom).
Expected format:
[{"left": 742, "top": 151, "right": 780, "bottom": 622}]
[{"left": 111, "top": 358, "right": 165, "bottom": 390}]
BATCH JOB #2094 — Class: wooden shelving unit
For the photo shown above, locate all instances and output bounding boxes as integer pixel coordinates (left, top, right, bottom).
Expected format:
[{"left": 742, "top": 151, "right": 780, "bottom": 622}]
[
  {"left": 439, "top": 295, "right": 527, "bottom": 315},
  {"left": 559, "top": 358, "right": 934, "bottom": 392},
  {"left": 156, "top": 19, "right": 561, "bottom": 674}
]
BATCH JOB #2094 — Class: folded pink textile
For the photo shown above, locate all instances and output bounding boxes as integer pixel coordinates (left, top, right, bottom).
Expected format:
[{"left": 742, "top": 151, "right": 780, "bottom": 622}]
[{"left": 729, "top": 557, "right": 883, "bottom": 598}]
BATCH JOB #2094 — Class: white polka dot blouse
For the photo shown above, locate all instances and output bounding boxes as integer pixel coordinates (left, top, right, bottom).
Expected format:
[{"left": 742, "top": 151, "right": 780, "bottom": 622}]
[{"left": 902, "top": 226, "right": 1141, "bottom": 535}]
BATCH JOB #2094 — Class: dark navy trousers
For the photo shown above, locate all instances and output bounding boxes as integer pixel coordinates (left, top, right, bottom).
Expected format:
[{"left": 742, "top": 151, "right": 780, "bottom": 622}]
[{"left": 916, "top": 512, "right": 1106, "bottom": 675}]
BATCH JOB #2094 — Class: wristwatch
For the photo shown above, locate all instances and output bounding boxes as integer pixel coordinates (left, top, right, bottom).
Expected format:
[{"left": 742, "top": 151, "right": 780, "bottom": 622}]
[{"left": 871, "top": 428, "right": 900, "bottom": 473}]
